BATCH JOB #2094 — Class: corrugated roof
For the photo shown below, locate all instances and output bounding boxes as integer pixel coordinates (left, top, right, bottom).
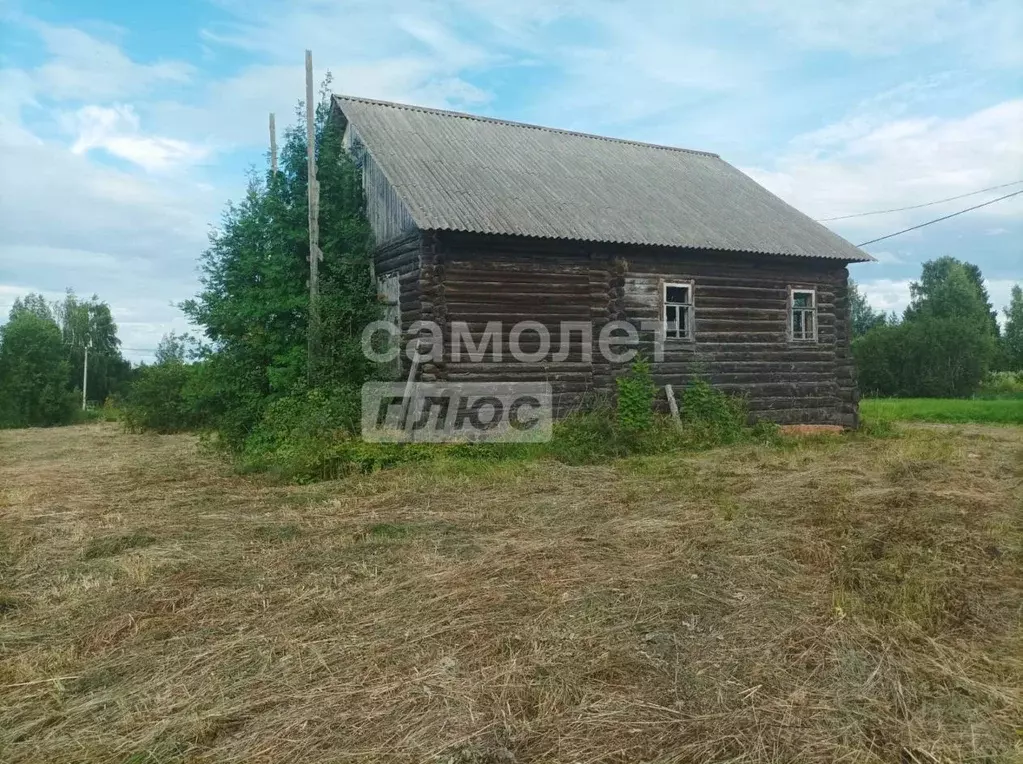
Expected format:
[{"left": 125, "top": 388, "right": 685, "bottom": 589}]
[{"left": 333, "top": 95, "right": 872, "bottom": 262}]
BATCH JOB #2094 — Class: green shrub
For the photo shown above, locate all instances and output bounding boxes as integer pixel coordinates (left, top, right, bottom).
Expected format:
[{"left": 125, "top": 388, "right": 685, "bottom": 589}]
[
  {"left": 121, "top": 362, "right": 204, "bottom": 434},
  {"left": 616, "top": 357, "right": 655, "bottom": 432},
  {"left": 549, "top": 409, "right": 687, "bottom": 464},
  {"left": 237, "top": 378, "right": 780, "bottom": 481},
  {"left": 677, "top": 379, "right": 751, "bottom": 446},
  {"left": 240, "top": 386, "right": 551, "bottom": 481},
  {"left": 976, "top": 371, "right": 1023, "bottom": 399},
  {"left": 73, "top": 406, "right": 102, "bottom": 424},
  {"left": 548, "top": 409, "right": 629, "bottom": 464},
  {"left": 854, "top": 318, "right": 995, "bottom": 398},
  {"left": 242, "top": 385, "right": 372, "bottom": 480},
  {"left": 180, "top": 81, "right": 381, "bottom": 457},
  {"left": 100, "top": 396, "right": 121, "bottom": 422},
  {"left": 547, "top": 381, "right": 770, "bottom": 465}
]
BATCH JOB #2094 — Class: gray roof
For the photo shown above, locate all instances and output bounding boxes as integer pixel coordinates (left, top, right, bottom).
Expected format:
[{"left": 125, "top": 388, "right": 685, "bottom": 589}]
[{"left": 333, "top": 95, "right": 872, "bottom": 262}]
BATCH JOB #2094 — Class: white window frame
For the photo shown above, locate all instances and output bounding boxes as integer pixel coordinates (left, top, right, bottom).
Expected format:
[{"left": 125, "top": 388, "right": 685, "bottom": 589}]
[
  {"left": 663, "top": 281, "right": 695, "bottom": 341},
  {"left": 789, "top": 287, "right": 818, "bottom": 342}
]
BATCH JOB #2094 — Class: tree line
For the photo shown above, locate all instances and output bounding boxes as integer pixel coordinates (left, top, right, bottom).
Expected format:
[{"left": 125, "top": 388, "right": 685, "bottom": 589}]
[
  {"left": 119, "top": 80, "right": 380, "bottom": 452},
  {"left": 1, "top": 82, "right": 379, "bottom": 442},
  {"left": 850, "top": 259, "right": 1022, "bottom": 398},
  {"left": 0, "top": 291, "right": 131, "bottom": 427}
]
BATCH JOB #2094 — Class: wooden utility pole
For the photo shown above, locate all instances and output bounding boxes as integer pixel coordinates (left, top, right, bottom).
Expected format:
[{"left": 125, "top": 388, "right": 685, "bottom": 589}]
[
  {"left": 305, "top": 49, "right": 321, "bottom": 380},
  {"left": 269, "top": 112, "right": 278, "bottom": 174},
  {"left": 81, "top": 341, "right": 90, "bottom": 410}
]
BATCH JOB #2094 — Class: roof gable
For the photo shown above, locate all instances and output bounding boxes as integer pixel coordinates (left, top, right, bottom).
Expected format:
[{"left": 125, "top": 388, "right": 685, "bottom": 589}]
[{"left": 332, "top": 95, "right": 872, "bottom": 262}]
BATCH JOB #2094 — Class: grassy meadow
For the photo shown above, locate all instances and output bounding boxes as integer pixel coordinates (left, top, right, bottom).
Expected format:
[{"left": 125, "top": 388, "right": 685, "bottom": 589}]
[
  {"left": 1, "top": 422, "right": 1021, "bottom": 763},
  {"left": 861, "top": 396, "right": 1023, "bottom": 424}
]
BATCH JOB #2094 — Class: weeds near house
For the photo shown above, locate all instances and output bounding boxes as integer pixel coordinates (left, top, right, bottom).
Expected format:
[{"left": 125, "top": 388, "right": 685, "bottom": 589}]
[
  {"left": 677, "top": 378, "right": 752, "bottom": 444},
  {"left": 230, "top": 376, "right": 773, "bottom": 481},
  {"left": 616, "top": 356, "right": 655, "bottom": 432}
]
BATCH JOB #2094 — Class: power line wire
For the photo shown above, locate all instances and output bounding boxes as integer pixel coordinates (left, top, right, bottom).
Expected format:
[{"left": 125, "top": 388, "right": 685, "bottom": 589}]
[
  {"left": 818, "top": 179, "right": 1023, "bottom": 221},
  {"left": 856, "top": 189, "right": 1023, "bottom": 247}
]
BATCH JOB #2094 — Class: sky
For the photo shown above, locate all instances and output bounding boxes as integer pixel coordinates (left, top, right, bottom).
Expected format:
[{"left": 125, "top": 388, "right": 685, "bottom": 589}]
[{"left": 1, "top": 0, "right": 1021, "bottom": 362}]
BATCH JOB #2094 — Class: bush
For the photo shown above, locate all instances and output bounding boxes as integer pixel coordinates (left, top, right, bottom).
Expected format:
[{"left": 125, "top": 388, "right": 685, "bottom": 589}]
[
  {"left": 231, "top": 377, "right": 779, "bottom": 482},
  {"left": 100, "top": 396, "right": 122, "bottom": 422},
  {"left": 854, "top": 318, "right": 995, "bottom": 398},
  {"left": 616, "top": 357, "right": 655, "bottom": 432},
  {"left": 180, "top": 81, "right": 380, "bottom": 457},
  {"left": 977, "top": 371, "right": 1023, "bottom": 399},
  {"left": 545, "top": 409, "right": 677, "bottom": 464},
  {"left": 677, "top": 379, "right": 749, "bottom": 446},
  {"left": 121, "top": 362, "right": 204, "bottom": 434},
  {"left": 73, "top": 406, "right": 102, "bottom": 424},
  {"left": 548, "top": 381, "right": 772, "bottom": 465},
  {"left": 241, "top": 385, "right": 395, "bottom": 480}
]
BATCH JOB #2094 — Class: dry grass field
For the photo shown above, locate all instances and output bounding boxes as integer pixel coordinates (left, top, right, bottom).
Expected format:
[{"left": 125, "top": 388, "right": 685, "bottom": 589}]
[{"left": 1, "top": 423, "right": 1021, "bottom": 763}]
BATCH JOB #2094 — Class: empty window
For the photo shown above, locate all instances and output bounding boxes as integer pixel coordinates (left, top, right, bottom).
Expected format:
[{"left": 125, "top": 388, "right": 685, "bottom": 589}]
[
  {"left": 663, "top": 282, "right": 694, "bottom": 340},
  {"left": 790, "top": 288, "right": 817, "bottom": 341}
]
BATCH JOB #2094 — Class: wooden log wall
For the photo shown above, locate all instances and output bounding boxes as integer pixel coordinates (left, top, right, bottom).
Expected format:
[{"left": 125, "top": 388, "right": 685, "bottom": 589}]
[
  {"left": 620, "top": 250, "right": 855, "bottom": 426},
  {"left": 420, "top": 233, "right": 445, "bottom": 383},
  {"left": 343, "top": 123, "right": 418, "bottom": 246},
  {"left": 438, "top": 235, "right": 597, "bottom": 415},
  {"left": 388, "top": 233, "right": 859, "bottom": 426},
  {"left": 373, "top": 232, "right": 423, "bottom": 378},
  {"left": 833, "top": 278, "right": 859, "bottom": 427}
]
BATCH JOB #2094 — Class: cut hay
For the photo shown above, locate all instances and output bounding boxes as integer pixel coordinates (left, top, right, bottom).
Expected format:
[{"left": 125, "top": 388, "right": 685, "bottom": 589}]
[
  {"left": 778, "top": 424, "right": 845, "bottom": 436},
  {"left": 1, "top": 423, "right": 1020, "bottom": 763}
]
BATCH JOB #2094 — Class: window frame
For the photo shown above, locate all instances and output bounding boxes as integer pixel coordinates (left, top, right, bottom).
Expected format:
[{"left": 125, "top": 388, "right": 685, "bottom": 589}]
[
  {"left": 662, "top": 280, "right": 695, "bottom": 341},
  {"left": 789, "top": 287, "right": 818, "bottom": 342}
]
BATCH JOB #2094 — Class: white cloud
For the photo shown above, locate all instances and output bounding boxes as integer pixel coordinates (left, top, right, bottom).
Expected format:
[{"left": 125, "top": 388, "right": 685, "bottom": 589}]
[
  {"left": 0, "top": 133, "right": 215, "bottom": 251},
  {"left": 724, "top": 0, "right": 1023, "bottom": 61},
  {"left": 868, "top": 250, "right": 903, "bottom": 265},
  {"left": 0, "top": 107, "right": 218, "bottom": 360},
  {"left": 29, "top": 21, "right": 193, "bottom": 101},
  {"left": 989, "top": 279, "right": 1022, "bottom": 317},
  {"left": 393, "top": 14, "right": 495, "bottom": 70},
  {"left": 65, "top": 104, "right": 209, "bottom": 171},
  {"left": 855, "top": 276, "right": 1020, "bottom": 328},
  {"left": 0, "top": 69, "right": 43, "bottom": 147},
  {"left": 0, "top": 284, "right": 68, "bottom": 323},
  {"left": 856, "top": 278, "right": 914, "bottom": 316},
  {"left": 745, "top": 99, "right": 1023, "bottom": 239}
]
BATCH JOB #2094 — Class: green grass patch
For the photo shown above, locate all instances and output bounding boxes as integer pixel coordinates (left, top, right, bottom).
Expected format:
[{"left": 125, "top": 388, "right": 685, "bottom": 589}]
[
  {"left": 82, "top": 532, "right": 156, "bottom": 560},
  {"left": 364, "top": 522, "right": 417, "bottom": 540},
  {"left": 861, "top": 397, "right": 1023, "bottom": 424},
  {"left": 251, "top": 524, "right": 301, "bottom": 543}
]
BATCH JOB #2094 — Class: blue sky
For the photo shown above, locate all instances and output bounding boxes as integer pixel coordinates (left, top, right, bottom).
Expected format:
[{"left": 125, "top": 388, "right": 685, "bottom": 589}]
[{"left": 1, "top": 0, "right": 1021, "bottom": 361}]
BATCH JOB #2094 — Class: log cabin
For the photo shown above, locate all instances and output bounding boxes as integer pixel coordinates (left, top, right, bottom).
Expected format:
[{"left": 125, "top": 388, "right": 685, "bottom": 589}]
[{"left": 330, "top": 95, "right": 873, "bottom": 427}]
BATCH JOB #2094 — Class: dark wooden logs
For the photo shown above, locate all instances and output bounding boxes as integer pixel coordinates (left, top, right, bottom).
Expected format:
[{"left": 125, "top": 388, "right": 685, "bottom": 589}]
[{"left": 376, "top": 232, "right": 860, "bottom": 427}]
